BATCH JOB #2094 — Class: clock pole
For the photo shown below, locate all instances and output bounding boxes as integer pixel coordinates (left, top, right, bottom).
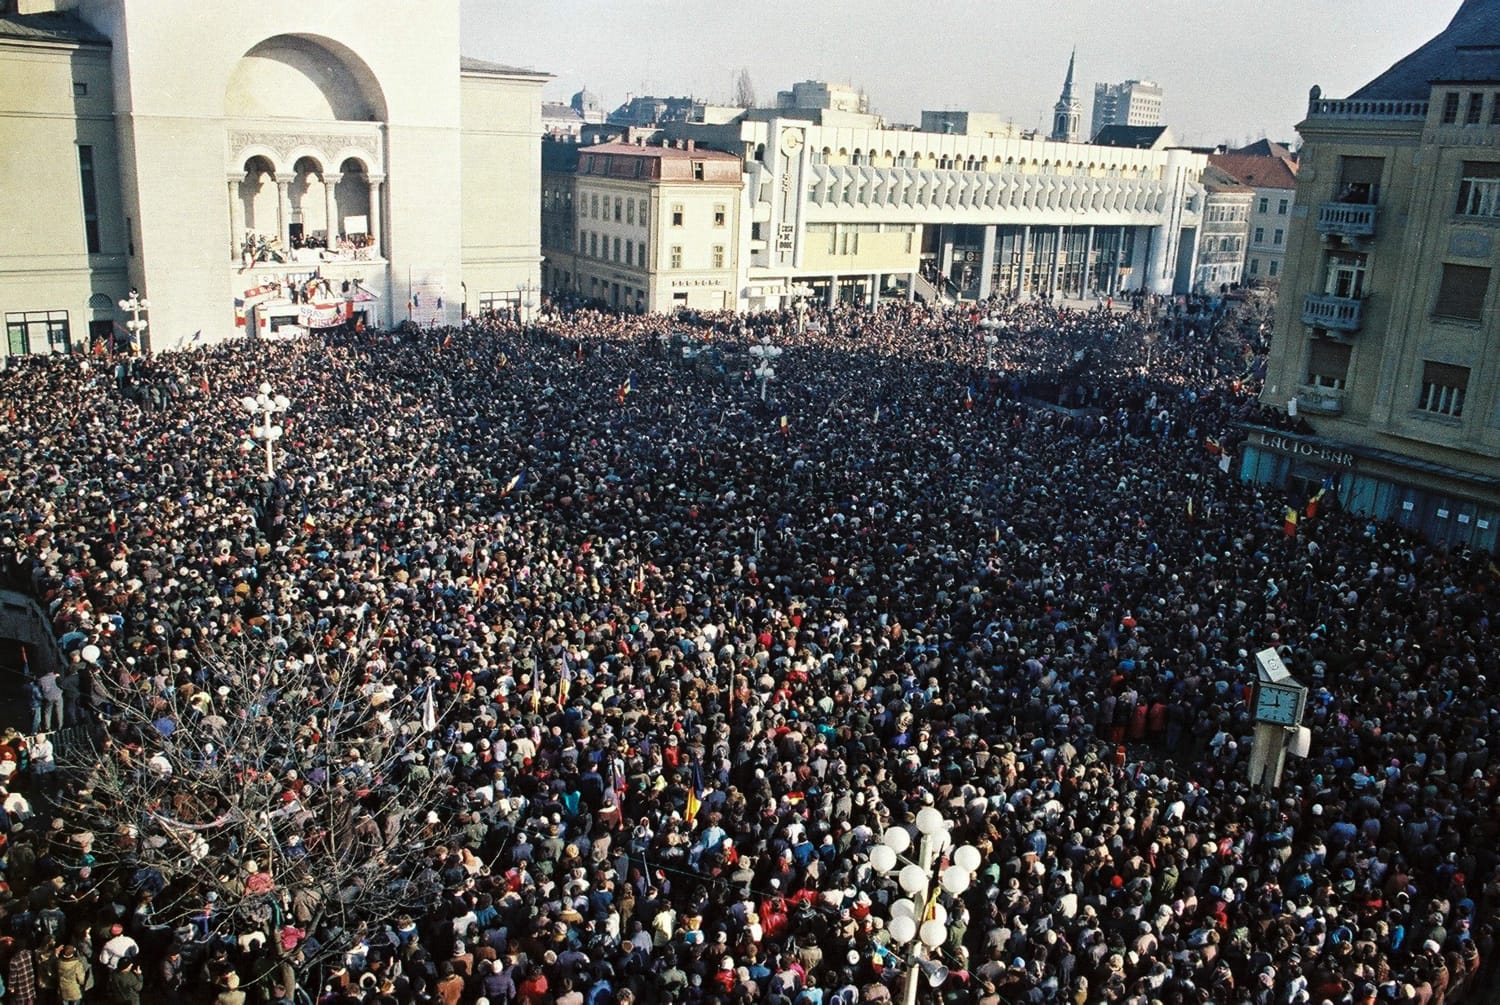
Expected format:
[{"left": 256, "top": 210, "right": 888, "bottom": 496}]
[{"left": 1249, "top": 648, "right": 1308, "bottom": 792}]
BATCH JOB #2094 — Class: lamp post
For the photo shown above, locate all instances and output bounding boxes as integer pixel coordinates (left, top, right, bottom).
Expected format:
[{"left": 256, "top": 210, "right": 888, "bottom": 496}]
[
  {"left": 749, "top": 336, "right": 782, "bottom": 402},
  {"left": 117, "top": 288, "right": 149, "bottom": 356},
  {"left": 240, "top": 382, "right": 291, "bottom": 478},
  {"left": 978, "top": 318, "right": 999, "bottom": 370},
  {"left": 870, "top": 805, "right": 983, "bottom": 1005}
]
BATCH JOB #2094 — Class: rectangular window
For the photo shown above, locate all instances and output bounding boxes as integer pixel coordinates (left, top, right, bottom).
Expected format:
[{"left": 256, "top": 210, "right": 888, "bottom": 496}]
[
  {"left": 78, "top": 145, "right": 100, "bottom": 253},
  {"left": 627, "top": 199, "right": 635, "bottom": 225},
  {"left": 714, "top": 204, "right": 726, "bottom": 227},
  {"left": 1434, "top": 263, "right": 1490, "bottom": 320},
  {"left": 1254, "top": 227, "right": 1265, "bottom": 243},
  {"left": 1307, "top": 339, "right": 1352, "bottom": 390},
  {"left": 670, "top": 244, "right": 683, "bottom": 269},
  {"left": 614, "top": 197, "right": 622, "bottom": 222},
  {"left": 5, "top": 311, "right": 70, "bottom": 354},
  {"left": 625, "top": 241, "right": 633, "bottom": 267},
  {"left": 1468, "top": 92, "right": 1485, "bottom": 125},
  {"left": 1493, "top": 92, "right": 1500, "bottom": 125},
  {"left": 589, "top": 232, "right": 598, "bottom": 258},
  {"left": 1337, "top": 156, "right": 1383, "bottom": 205},
  {"left": 1443, "top": 92, "right": 1462, "bottom": 124},
  {"left": 1277, "top": 199, "right": 1289, "bottom": 215},
  {"left": 578, "top": 228, "right": 586, "bottom": 251},
  {"left": 1417, "top": 361, "right": 1469, "bottom": 417},
  {"left": 1456, "top": 161, "right": 1500, "bottom": 217},
  {"left": 1258, "top": 197, "right": 1269, "bottom": 214},
  {"left": 1269, "top": 259, "right": 1279, "bottom": 277},
  {"left": 1325, "top": 251, "right": 1367, "bottom": 299},
  {"left": 712, "top": 244, "right": 725, "bottom": 269},
  {"left": 639, "top": 200, "right": 649, "bottom": 228},
  {"left": 1249, "top": 258, "right": 1260, "bottom": 275},
  {"left": 1273, "top": 229, "right": 1284, "bottom": 246},
  {"left": 692, "top": 161, "right": 705, "bottom": 180},
  {"left": 613, "top": 236, "right": 621, "bottom": 263},
  {"left": 671, "top": 204, "right": 684, "bottom": 227},
  {"left": 73, "top": 80, "right": 86, "bottom": 97}
]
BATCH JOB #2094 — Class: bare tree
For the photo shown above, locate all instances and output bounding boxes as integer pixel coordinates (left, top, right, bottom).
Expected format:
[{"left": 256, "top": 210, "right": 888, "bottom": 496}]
[
  {"left": 733, "top": 68, "right": 756, "bottom": 109},
  {"left": 63, "top": 624, "right": 464, "bottom": 974}
]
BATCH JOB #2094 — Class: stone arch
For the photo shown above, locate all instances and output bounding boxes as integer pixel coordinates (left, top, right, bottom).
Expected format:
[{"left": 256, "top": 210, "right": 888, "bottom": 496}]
[
  {"left": 226, "top": 34, "right": 388, "bottom": 121},
  {"left": 238, "top": 154, "right": 280, "bottom": 240}
]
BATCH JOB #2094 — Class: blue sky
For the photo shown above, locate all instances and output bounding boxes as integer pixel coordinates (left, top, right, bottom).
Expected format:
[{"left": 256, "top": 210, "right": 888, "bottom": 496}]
[{"left": 461, "top": 0, "right": 1459, "bottom": 146}]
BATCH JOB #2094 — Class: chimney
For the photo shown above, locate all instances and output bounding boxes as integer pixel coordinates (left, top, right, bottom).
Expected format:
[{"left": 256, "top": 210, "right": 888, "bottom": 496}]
[{"left": 687, "top": 140, "right": 696, "bottom": 152}]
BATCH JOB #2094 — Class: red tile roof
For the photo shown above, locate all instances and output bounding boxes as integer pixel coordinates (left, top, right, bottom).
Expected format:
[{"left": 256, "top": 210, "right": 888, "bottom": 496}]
[{"left": 1208, "top": 153, "right": 1299, "bottom": 190}]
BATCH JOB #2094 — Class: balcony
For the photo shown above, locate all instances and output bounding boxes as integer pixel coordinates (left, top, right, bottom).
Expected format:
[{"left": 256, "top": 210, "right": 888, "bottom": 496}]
[
  {"left": 1302, "top": 292, "right": 1364, "bottom": 332},
  {"left": 1316, "top": 202, "right": 1377, "bottom": 239},
  {"left": 1297, "top": 385, "right": 1345, "bottom": 416},
  {"left": 1305, "top": 95, "right": 1428, "bottom": 121}
]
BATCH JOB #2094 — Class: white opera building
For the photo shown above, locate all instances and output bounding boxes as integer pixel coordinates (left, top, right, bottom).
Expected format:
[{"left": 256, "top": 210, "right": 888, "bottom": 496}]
[
  {"left": 0, "top": 0, "right": 546, "bottom": 354},
  {"left": 668, "top": 116, "right": 1209, "bottom": 311}
]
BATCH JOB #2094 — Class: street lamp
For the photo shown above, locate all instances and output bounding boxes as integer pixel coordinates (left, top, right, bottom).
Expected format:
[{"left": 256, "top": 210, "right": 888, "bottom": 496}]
[
  {"left": 117, "top": 287, "right": 149, "bottom": 356},
  {"left": 749, "top": 336, "right": 782, "bottom": 402},
  {"left": 870, "top": 805, "right": 983, "bottom": 1005},
  {"left": 978, "top": 318, "right": 999, "bottom": 370},
  {"left": 240, "top": 382, "right": 291, "bottom": 478}
]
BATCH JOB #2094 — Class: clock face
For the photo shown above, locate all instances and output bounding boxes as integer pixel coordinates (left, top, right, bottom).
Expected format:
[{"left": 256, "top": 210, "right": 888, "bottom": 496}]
[
  {"left": 1255, "top": 684, "right": 1302, "bottom": 725},
  {"left": 780, "top": 129, "right": 804, "bottom": 155}
]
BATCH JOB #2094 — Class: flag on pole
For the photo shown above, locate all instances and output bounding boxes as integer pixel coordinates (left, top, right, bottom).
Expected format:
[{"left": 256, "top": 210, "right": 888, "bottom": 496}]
[
  {"left": 1306, "top": 474, "right": 1335, "bottom": 519},
  {"left": 617, "top": 375, "right": 633, "bottom": 404},
  {"left": 190, "top": 330, "right": 204, "bottom": 343},
  {"left": 421, "top": 685, "right": 437, "bottom": 732},
  {"left": 1204, "top": 437, "right": 1221, "bottom": 456},
  {"left": 685, "top": 751, "right": 705, "bottom": 822},
  {"left": 1283, "top": 506, "right": 1299, "bottom": 537},
  {"left": 108, "top": 508, "right": 117, "bottom": 535},
  {"left": 501, "top": 471, "right": 527, "bottom": 497},
  {"left": 964, "top": 385, "right": 974, "bottom": 410},
  {"left": 778, "top": 414, "right": 789, "bottom": 438}
]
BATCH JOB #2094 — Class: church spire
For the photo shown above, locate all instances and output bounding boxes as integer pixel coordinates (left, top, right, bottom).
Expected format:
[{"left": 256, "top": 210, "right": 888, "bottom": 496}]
[{"left": 1051, "top": 48, "right": 1082, "bottom": 143}]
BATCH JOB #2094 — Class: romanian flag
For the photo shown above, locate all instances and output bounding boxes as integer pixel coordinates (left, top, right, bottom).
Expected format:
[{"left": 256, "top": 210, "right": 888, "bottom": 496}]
[
  {"left": 1283, "top": 507, "right": 1299, "bottom": 537},
  {"left": 1205, "top": 437, "right": 1222, "bottom": 456},
  {"left": 685, "top": 752, "right": 704, "bottom": 822},
  {"left": 108, "top": 508, "right": 117, "bottom": 535},
  {"left": 1306, "top": 475, "right": 1334, "bottom": 519},
  {"left": 964, "top": 385, "right": 974, "bottom": 410},
  {"left": 617, "top": 376, "right": 633, "bottom": 404},
  {"left": 778, "top": 415, "right": 789, "bottom": 438},
  {"left": 501, "top": 471, "right": 526, "bottom": 497}
]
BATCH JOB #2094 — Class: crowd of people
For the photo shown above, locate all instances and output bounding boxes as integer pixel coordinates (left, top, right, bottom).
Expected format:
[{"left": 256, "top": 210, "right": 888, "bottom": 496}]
[{"left": 0, "top": 288, "right": 1494, "bottom": 1005}]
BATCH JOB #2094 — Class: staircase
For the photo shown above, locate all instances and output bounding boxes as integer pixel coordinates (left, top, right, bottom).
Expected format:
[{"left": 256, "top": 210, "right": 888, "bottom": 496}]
[{"left": 913, "top": 271, "right": 954, "bottom": 306}]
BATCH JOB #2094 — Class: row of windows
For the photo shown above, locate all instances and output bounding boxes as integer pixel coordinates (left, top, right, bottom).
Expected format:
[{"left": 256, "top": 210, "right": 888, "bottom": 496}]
[
  {"left": 1318, "top": 253, "right": 1488, "bottom": 322},
  {"left": 585, "top": 194, "right": 651, "bottom": 227},
  {"left": 1252, "top": 227, "right": 1285, "bottom": 246},
  {"left": 1205, "top": 205, "right": 1248, "bottom": 223},
  {"left": 6, "top": 311, "right": 71, "bottom": 355},
  {"left": 1440, "top": 90, "right": 1500, "bottom": 127},
  {"left": 1305, "top": 342, "right": 1469, "bottom": 420},
  {"left": 804, "top": 148, "right": 1157, "bottom": 179},
  {"left": 1256, "top": 196, "right": 1291, "bottom": 215},
  {"left": 803, "top": 222, "right": 916, "bottom": 257},
  {"left": 1246, "top": 257, "right": 1281, "bottom": 278},
  {"left": 576, "top": 231, "right": 725, "bottom": 270}
]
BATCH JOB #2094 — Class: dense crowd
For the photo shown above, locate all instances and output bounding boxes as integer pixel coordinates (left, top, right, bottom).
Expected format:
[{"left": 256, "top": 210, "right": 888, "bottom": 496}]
[{"left": 0, "top": 288, "right": 1494, "bottom": 1005}]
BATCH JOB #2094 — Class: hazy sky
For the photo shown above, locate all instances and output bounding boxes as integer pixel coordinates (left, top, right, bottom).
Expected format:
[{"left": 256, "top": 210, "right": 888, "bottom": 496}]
[{"left": 461, "top": 0, "right": 1461, "bottom": 146}]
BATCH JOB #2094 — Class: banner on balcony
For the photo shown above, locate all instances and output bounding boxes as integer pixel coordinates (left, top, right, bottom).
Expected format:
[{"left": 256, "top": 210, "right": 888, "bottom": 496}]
[{"left": 299, "top": 303, "right": 347, "bottom": 330}]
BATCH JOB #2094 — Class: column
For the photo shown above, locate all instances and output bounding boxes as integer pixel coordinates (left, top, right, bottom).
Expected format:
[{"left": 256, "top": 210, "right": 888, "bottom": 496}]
[
  {"left": 1051, "top": 226, "right": 1064, "bottom": 299},
  {"left": 869, "top": 273, "right": 881, "bottom": 308},
  {"left": 939, "top": 224, "right": 954, "bottom": 281},
  {"left": 1082, "top": 226, "right": 1095, "bottom": 299},
  {"left": 907, "top": 271, "right": 917, "bottom": 302},
  {"left": 827, "top": 276, "right": 838, "bottom": 308},
  {"left": 276, "top": 174, "right": 293, "bottom": 250},
  {"left": 227, "top": 177, "right": 240, "bottom": 261},
  {"left": 323, "top": 172, "right": 342, "bottom": 241},
  {"left": 977, "top": 224, "right": 997, "bottom": 300},
  {"left": 1018, "top": 225, "right": 1031, "bottom": 298},
  {"left": 1112, "top": 226, "right": 1127, "bottom": 294},
  {"left": 367, "top": 176, "right": 384, "bottom": 257}
]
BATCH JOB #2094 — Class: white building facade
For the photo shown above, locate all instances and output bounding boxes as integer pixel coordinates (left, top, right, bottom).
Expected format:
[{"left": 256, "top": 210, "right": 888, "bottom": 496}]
[
  {"left": 668, "top": 117, "right": 1207, "bottom": 310},
  {"left": 0, "top": 0, "right": 545, "bottom": 353}
]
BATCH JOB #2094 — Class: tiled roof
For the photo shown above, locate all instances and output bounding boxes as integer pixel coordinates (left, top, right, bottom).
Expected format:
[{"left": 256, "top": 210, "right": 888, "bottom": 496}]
[
  {"left": 1208, "top": 153, "right": 1299, "bottom": 190},
  {"left": 1351, "top": 0, "right": 1500, "bottom": 100},
  {"left": 0, "top": 10, "right": 109, "bottom": 46}
]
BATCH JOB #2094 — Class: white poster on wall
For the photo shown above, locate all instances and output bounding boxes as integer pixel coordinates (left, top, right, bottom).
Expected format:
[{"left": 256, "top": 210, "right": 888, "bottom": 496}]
[{"left": 408, "top": 269, "right": 447, "bottom": 327}]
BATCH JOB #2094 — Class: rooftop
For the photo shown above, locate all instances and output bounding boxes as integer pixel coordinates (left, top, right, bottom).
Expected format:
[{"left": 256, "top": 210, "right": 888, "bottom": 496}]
[
  {"left": 459, "top": 56, "right": 550, "bottom": 79},
  {"left": 1351, "top": 0, "right": 1500, "bottom": 100},
  {"left": 0, "top": 9, "right": 108, "bottom": 46},
  {"left": 1208, "top": 152, "right": 1298, "bottom": 190},
  {"left": 1090, "top": 124, "right": 1172, "bottom": 150},
  {"left": 580, "top": 141, "right": 739, "bottom": 162}
]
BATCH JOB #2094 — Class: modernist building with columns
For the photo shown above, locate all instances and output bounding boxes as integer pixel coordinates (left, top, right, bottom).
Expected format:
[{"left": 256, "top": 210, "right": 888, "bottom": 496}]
[
  {"left": 661, "top": 113, "right": 1207, "bottom": 311},
  {"left": 0, "top": 0, "right": 545, "bottom": 353}
]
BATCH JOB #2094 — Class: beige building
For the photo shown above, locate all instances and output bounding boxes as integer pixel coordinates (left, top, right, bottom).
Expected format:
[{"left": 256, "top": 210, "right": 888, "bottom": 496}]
[
  {"left": 1192, "top": 165, "right": 1253, "bottom": 294},
  {"left": 557, "top": 140, "right": 743, "bottom": 313},
  {"left": 1209, "top": 143, "right": 1299, "bottom": 285},
  {"left": 1252, "top": 0, "right": 1500, "bottom": 551},
  {"left": 0, "top": 0, "right": 545, "bottom": 353}
]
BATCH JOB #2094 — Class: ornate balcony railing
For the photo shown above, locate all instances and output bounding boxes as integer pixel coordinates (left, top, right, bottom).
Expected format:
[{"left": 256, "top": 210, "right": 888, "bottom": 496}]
[{"left": 1302, "top": 293, "right": 1364, "bottom": 332}]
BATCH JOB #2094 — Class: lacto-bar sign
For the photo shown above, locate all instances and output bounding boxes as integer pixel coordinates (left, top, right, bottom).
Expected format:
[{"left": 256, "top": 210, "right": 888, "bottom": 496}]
[{"left": 1256, "top": 431, "right": 1354, "bottom": 468}]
